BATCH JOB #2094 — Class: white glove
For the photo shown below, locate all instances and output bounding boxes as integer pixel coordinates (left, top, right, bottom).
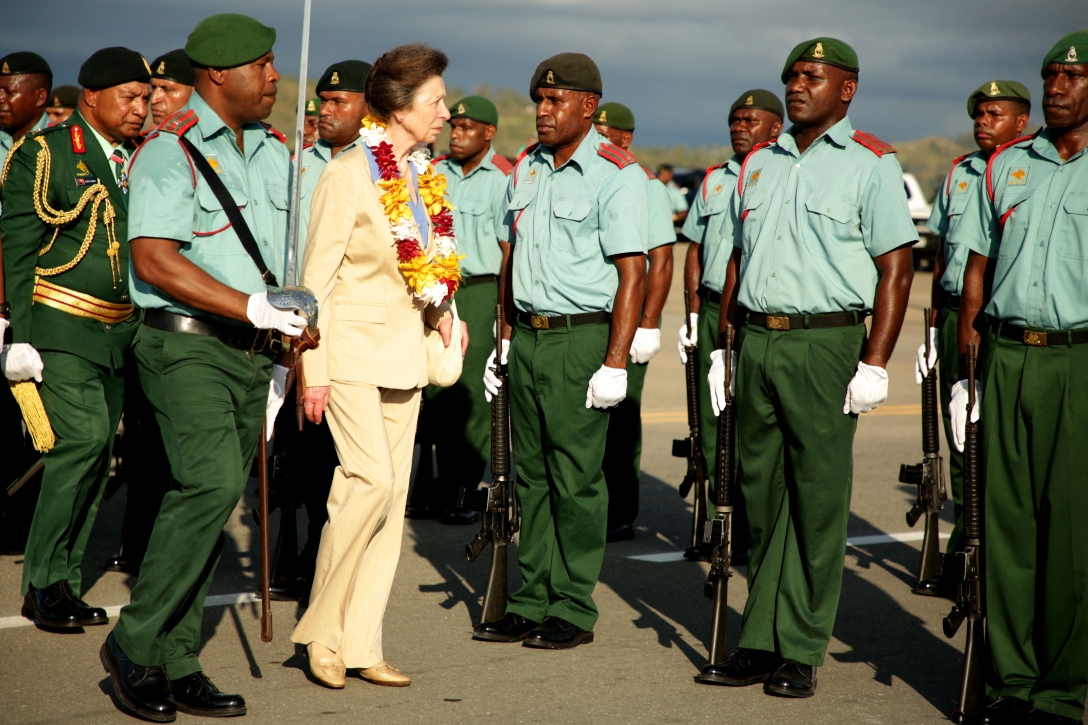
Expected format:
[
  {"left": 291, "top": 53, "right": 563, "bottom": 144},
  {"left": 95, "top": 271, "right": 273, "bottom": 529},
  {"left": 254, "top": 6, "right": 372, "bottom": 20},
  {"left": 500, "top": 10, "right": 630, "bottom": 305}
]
[
  {"left": 707, "top": 349, "right": 738, "bottom": 416},
  {"left": 483, "top": 338, "right": 510, "bottom": 402},
  {"left": 949, "top": 379, "right": 982, "bottom": 452},
  {"left": 629, "top": 327, "right": 661, "bottom": 364},
  {"left": 1, "top": 342, "right": 44, "bottom": 382},
  {"left": 585, "top": 365, "right": 627, "bottom": 409},
  {"left": 677, "top": 312, "right": 698, "bottom": 364},
  {"left": 914, "top": 327, "right": 939, "bottom": 385},
  {"left": 843, "top": 362, "right": 889, "bottom": 414},
  {"left": 265, "top": 364, "right": 289, "bottom": 441},
  {"left": 0, "top": 317, "right": 8, "bottom": 340},
  {"left": 246, "top": 291, "right": 306, "bottom": 337}
]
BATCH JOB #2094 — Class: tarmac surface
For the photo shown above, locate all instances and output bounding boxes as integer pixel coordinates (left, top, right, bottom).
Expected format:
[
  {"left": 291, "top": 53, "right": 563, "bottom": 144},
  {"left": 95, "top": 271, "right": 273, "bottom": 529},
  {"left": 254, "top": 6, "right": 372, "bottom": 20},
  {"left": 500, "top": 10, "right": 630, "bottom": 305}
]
[{"left": 2, "top": 246, "right": 1084, "bottom": 725}]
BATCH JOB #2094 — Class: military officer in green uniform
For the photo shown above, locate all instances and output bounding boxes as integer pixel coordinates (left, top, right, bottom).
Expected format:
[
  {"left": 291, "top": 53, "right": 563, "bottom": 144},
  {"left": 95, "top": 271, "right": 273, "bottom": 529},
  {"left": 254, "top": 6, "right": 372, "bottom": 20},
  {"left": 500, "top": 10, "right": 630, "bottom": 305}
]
[
  {"left": 100, "top": 14, "right": 302, "bottom": 721},
  {"left": 703, "top": 38, "right": 916, "bottom": 696},
  {"left": 0, "top": 52, "right": 52, "bottom": 160},
  {"left": 303, "top": 96, "right": 320, "bottom": 145},
  {"left": 148, "top": 49, "right": 194, "bottom": 126},
  {"left": 949, "top": 30, "right": 1088, "bottom": 725},
  {"left": 915, "top": 80, "right": 1029, "bottom": 591},
  {"left": 591, "top": 101, "right": 675, "bottom": 541},
  {"left": 45, "top": 85, "right": 79, "bottom": 125},
  {"left": 474, "top": 53, "right": 647, "bottom": 649},
  {"left": 1, "top": 47, "right": 150, "bottom": 629}
]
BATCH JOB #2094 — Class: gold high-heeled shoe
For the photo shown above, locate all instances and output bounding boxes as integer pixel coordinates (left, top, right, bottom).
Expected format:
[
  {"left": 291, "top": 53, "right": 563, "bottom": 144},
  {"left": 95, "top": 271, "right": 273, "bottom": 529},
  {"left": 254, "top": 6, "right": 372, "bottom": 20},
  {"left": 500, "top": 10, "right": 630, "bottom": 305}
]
[
  {"left": 307, "top": 643, "right": 346, "bottom": 689},
  {"left": 359, "top": 661, "right": 411, "bottom": 687}
]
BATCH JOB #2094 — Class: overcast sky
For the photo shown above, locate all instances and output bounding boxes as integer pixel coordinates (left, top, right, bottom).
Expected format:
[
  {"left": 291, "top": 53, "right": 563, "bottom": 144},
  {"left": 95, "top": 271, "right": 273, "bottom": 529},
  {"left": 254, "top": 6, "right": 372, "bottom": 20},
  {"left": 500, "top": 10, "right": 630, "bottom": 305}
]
[{"left": 1, "top": 0, "right": 1077, "bottom": 146}]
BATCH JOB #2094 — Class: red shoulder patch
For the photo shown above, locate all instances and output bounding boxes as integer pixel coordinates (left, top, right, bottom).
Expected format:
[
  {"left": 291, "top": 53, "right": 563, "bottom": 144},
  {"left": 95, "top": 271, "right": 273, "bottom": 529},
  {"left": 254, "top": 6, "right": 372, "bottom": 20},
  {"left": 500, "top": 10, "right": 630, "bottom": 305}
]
[
  {"left": 852, "top": 130, "right": 897, "bottom": 157},
  {"left": 70, "top": 125, "right": 86, "bottom": 154},
  {"left": 737, "top": 138, "right": 778, "bottom": 196},
  {"left": 986, "top": 133, "right": 1036, "bottom": 204},
  {"left": 700, "top": 164, "right": 724, "bottom": 203},
  {"left": 641, "top": 165, "right": 656, "bottom": 181},
  {"left": 597, "top": 142, "right": 637, "bottom": 169},
  {"left": 491, "top": 153, "right": 514, "bottom": 176},
  {"left": 260, "top": 122, "right": 286, "bottom": 143},
  {"left": 159, "top": 109, "right": 198, "bottom": 137}
]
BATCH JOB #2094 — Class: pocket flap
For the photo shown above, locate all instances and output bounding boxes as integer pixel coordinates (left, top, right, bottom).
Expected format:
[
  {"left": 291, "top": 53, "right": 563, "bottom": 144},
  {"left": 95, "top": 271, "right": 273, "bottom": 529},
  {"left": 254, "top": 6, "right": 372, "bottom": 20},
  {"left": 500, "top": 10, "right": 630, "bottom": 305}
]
[
  {"left": 267, "top": 184, "right": 289, "bottom": 211},
  {"left": 508, "top": 191, "right": 535, "bottom": 211},
  {"left": 948, "top": 193, "right": 969, "bottom": 216},
  {"left": 805, "top": 192, "right": 857, "bottom": 224},
  {"left": 703, "top": 189, "right": 731, "bottom": 216},
  {"left": 333, "top": 302, "right": 387, "bottom": 324},
  {"left": 741, "top": 191, "right": 764, "bottom": 213},
  {"left": 553, "top": 199, "right": 592, "bottom": 222},
  {"left": 197, "top": 183, "right": 248, "bottom": 212},
  {"left": 1063, "top": 193, "right": 1088, "bottom": 215}
]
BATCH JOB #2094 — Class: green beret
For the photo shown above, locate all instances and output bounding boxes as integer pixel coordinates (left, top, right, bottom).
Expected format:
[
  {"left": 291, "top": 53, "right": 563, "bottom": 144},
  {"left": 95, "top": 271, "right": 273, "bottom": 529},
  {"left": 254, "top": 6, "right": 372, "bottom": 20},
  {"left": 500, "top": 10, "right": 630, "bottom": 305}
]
[
  {"left": 186, "top": 13, "right": 276, "bottom": 69},
  {"left": 729, "top": 89, "right": 784, "bottom": 120},
  {"left": 304, "top": 98, "right": 320, "bottom": 116},
  {"left": 593, "top": 102, "right": 635, "bottom": 131},
  {"left": 450, "top": 96, "right": 498, "bottom": 126},
  {"left": 530, "top": 52, "right": 602, "bottom": 102},
  {"left": 781, "top": 37, "right": 859, "bottom": 83},
  {"left": 78, "top": 47, "right": 151, "bottom": 89},
  {"left": 0, "top": 52, "right": 52, "bottom": 78},
  {"left": 967, "top": 80, "right": 1031, "bottom": 118},
  {"left": 1041, "top": 30, "right": 1088, "bottom": 76},
  {"left": 151, "top": 49, "right": 194, "bottom": 86},
  {"left": 48, "top": 85, "right": 79, "bottom": 108},
  {"left": 315, "top": 60, "right": 371, "bottom": 94}
]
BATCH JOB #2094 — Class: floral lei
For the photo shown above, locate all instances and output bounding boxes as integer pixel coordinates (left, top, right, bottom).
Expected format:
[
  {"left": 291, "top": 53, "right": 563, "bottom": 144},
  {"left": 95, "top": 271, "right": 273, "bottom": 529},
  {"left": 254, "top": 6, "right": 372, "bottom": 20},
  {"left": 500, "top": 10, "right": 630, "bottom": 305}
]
[{"left": 359, "top": 116, "right": 462, "bottom": 306}]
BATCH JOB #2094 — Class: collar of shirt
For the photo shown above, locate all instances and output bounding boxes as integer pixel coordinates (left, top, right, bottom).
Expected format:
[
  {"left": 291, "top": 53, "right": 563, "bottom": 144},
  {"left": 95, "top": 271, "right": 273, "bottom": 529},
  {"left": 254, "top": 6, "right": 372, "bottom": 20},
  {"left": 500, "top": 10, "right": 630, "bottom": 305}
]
[
  {"left": 187, "top": 92, "right": 279, "bottom": 159},
  {"left": 536, "top": 129, "right": 600, "bottom": 173},
  {"left": 444, "top": 144, "right": 498, "bottom": 180},
  {"left": 308, "top": 136, "right": 361, "bottom": 164},
  {"left": 725, "top": 153, "right": 742, "bottom": 175},
  {"left": 1031, "top": 127, "right": 1088, "bottom": 165},
  {"left": 0, "top": 111, "right": 51, "bottom": 149},
  {"left": 964, "top": 151, "right": 987, "bottom": 174},
  {"left": 81, "top": 112, "right": 124, "bottom": 163},
  {"left": 775, "top": 115, "right": 855, "bottom": 158}
]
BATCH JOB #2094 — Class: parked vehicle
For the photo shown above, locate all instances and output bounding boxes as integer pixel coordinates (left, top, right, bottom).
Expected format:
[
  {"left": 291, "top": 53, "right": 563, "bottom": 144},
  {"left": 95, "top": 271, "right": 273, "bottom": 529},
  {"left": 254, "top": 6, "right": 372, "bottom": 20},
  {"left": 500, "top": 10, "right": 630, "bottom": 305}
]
[{"left": 904, "top": 172, "right": 939, "bottom": 270}]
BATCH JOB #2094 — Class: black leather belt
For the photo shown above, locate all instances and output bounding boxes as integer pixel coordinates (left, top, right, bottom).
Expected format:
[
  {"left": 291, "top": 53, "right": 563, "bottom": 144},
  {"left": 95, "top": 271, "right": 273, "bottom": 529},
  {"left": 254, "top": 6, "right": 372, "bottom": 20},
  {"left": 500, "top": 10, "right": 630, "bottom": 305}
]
[
  {"left": 143, "top": 308, "right": 275, "bottom": 351},
  {"left": 739, "top": 307, "right": 869, "bottom": 331},
  {"left": 997, "top": 321, "right": 1088, "bottom": 347},
  {"left": 462, "top": 274, "right": 498, "bottom": 288},
  {"left": 517, "top": 311, "right": 611, "bottom": 330},
  {"left": 698, "top": 285, "right": 723, "bottom": 305},
  {"left": 945, "top": 295, "right": 961, "bottom": 310}
]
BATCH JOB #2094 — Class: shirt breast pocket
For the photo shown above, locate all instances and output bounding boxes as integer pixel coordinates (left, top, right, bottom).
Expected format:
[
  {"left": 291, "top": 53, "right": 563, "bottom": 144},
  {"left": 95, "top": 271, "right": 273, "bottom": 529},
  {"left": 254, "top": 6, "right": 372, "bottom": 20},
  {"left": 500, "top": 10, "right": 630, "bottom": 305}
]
[
  {"left": 267, "top": 183, "right": 289, "bottom": 215},
  {"left": 997, "top": 190, "right": 1033, "bottom": 260},
  {"left": 507, "top": 191, "right": 535, "bottom": 243},
  {"left": 551, "top": 199, "right": 596, "bottom": 252},
  {"left": 804, "top": 191, "right": 858, "bottom": 261},
  {"left": 1057, "top": 193, "right": 1088, "bottom": 261},
  {"left": 194, "top": 184, "right": 248, "bottom": 255},
  {"left": 947, "top": 193, "right": 969, "bottom": 219}
]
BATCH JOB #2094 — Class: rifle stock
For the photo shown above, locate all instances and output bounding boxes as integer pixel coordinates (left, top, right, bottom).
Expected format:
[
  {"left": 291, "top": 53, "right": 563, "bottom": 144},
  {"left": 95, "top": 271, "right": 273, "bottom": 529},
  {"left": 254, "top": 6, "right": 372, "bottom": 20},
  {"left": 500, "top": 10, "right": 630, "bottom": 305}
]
[{"left": 672, "top": 292, "right": 709, "bottom": 559}]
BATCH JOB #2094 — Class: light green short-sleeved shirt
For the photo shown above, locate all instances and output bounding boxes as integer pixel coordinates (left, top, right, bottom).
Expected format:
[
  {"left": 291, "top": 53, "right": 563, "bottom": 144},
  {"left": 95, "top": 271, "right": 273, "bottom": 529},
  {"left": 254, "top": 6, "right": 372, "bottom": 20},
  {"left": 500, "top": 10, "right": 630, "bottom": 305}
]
[
  {"left": 732, "top": 116, "right": 918, "bottom": 314},
  {"left": 127, "top": 92, "right": 291, "bottom": 317},
  {"left": 682, "top": 157, "right": 741, "bottom": 293},
  {"left": 436, "top": 148, "right": 510, "bottom": 277},
  {"left": 953, "top": 129, "right": 1088, "bottom": 330},
  {"left": 294, "top": 137, "right": 362, "bottom": 267},
  {"left": 927, "top": 151, "right": 986, "bottom": 296},
  {"left": 644, "top": 170, "right": 677, "bottom": 250},
  {"left": 497, "top": 131, "right": 647, "bottom": 315},
  {"left": 664, "top": 179, "right": 689, "bottom": 215}
]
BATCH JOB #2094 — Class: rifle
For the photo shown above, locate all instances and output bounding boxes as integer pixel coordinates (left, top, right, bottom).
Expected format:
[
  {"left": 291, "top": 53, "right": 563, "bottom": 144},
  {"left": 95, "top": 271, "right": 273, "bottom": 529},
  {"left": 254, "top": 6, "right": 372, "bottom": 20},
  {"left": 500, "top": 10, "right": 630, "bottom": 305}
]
[
  {"left": 671, "top": 292, "right": 709, "bottom": 560},
  {"left": 458, "top": 304, "right": 520, "bottom": 625},
  {"left": 695, "top": 326, "right": 735, "bottom": 682},
  {"left": 898, "top": 307, "right": 947, "bottom": 596},
  {"left": 942, "top": 344, "right": 985, "bottom": 723}
]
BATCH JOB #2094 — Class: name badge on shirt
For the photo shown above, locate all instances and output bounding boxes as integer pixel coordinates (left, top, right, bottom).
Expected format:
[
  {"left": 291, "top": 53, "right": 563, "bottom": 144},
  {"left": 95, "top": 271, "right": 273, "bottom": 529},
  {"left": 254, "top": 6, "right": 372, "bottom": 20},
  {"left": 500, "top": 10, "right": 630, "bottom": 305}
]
[{"left": 1006, "top": 167, "right": 1028, "bottom": 186}]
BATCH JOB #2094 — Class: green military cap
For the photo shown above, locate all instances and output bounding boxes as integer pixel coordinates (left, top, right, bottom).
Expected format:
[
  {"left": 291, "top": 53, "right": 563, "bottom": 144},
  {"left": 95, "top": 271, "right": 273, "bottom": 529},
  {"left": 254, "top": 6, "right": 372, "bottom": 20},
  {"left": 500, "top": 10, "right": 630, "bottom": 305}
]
[
  {"left": 48, "top": 85, "right": 79, "bottom": 109},
  {"left": 151, "top": 49, "right": 194, "bottom": 86},
  {"left": 78, "top": 47, "right": 151, "bottom": 89},
  {"left": 450, "top": 95, "right": 499, "bottom": 126},
  {"left": 729, "top": 89, "right": 784, "bottom": 120},
  {"left": 304, "top": 98, "right": 320, "bottom": 116},
  {"left": 530, "top": 52, "right": 602, "bottom": 102},
  {"left": 0, "top": 51, "right": 52, "bottom": 77},
  {"left": 185, "top": 13, "right": 276, "bottom": 69},
  {"left": 781, "top": 37, "right": 859, "bottom": 83},
  {"left": 967, "top": 80, "right": 1031, "bottom": 118},
  {"left": 593, "top": 102, "right": 635, "bottom": 131},
  {"left": 1041, "top": 29, "right": 1088, "bottom": 75},
  {"left": 316, "top": 59, "right": 371, "bottom": 94}
]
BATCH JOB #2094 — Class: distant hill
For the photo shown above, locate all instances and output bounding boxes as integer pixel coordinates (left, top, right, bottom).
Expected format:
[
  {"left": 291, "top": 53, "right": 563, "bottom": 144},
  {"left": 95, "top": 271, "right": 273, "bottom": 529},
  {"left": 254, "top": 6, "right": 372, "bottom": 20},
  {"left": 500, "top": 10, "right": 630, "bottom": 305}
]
[{"left": 894, "top": 135, "right": 976, "bottom": 203}]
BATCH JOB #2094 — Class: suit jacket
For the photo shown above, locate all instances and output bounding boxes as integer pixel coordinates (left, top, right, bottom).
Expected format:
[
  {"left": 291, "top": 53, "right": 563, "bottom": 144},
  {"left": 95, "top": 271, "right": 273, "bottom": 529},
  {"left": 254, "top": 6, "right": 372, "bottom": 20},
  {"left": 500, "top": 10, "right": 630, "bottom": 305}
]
[{"left": 300, "top": 146, "right": 450, "bottom": 390}]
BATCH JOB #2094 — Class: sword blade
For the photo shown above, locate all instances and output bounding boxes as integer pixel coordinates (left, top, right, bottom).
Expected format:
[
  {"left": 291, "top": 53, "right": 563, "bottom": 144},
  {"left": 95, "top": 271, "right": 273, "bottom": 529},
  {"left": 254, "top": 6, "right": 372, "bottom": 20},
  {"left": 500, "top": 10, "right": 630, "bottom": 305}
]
[{"left": 286, "top": 0, "right": 313, "bottom": 287}]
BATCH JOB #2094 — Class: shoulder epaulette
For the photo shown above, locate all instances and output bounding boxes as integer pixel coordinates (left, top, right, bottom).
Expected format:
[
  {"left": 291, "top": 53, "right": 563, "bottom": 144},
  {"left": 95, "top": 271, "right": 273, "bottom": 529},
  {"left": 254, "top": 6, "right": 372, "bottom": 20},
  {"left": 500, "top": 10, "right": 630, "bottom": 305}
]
[
  {"left": 29, "top": 122, "right": 68, "bottom": 138},
  {"left": 852, "top": 130, "right": 896, "bottom": 157},
  {"left": 944, "top": 152, "right": 973, "bottom": 198},
  {"left": 516, "top": 143, "right": 539, "bottom": 163},
  {"left": 641, "top": 165, "right": 656, "bottom": 181},
  {"left": 158, "top": 109, "right": 199, "bottom": 136},
  {"left": 259, "top": 122, "right": 286, "bottom": 143},
  {"left": 491, "top": 153, "right": 514, "bottom": 175},
  {"left": 597, "top": 142, "right": 637, "bottom": 169},
  {"left": 432, "top": 153, "right": 450, "bottom": 165},
  {"left": 985, "top": 133, "right": 1037, "bottom": 204},
  {"left": 737, "top": 138, "right": 778, "bottom": 196}
]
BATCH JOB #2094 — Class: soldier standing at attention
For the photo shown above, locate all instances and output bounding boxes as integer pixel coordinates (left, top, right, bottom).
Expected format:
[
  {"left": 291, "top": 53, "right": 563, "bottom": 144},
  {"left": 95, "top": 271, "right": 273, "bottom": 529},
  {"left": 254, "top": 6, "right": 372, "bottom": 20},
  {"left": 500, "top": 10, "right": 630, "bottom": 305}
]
[
  {"left": 914, "top": 80, "right": 1029, "bottom": 592},
  {"left": 475, "top": 53, "right": 647, "bottom": 649},
  {"left": 0, "top": 52, "right": 52, "bottom": 159},
  {"left": 704, "top": 38, "right": 916, "bottom": 697},
  {"left": 421, "top": 95, "right": 512, "bottom": 524},
  {"left": 100, "top": 14, "right": 302, "bottom": 721},
  {"left": 1, "top": 48, "right": 149, "bottom": 629},
  {"left": 949, "top": 30, "right": 1088, "bottom": 725},
  {"left": 148, "top": 49, "right": 194, "bottom": 126},
  {"left": 303, "top": 97, "right": 320, "bottom": 145},
  {"left": 45, "top": 85, "right": 79, "bottom": 125},
  {"left": 591, "top": 101, "right": 675, "bottom": 541}
]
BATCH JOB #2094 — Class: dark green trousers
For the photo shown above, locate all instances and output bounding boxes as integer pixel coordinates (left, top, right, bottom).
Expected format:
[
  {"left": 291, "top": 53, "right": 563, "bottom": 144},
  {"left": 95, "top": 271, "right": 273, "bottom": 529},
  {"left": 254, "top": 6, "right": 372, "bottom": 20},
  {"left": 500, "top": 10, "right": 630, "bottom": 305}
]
[
  {"left": 937, "top": 305, "right": 965, "bottom": 555},
  {"left": 113, "top": 326, "right": 271, "bottom": 679},
  {"left": 735, "top": 322, "right": 864, "bottom": 666},
  {"left": 603, "top": 359, "right": 647, "bottom": 527},
  {"left": 22, "top": 351, "right": 125, "bottom": 595},
  {"left": 420, "top": 280, "right": 497, "bottom": 508},
  {"left": 506, "top": 319, "right": 611, "bottom": 631},
  {"left": 980, "top": 330, "right": 1088, "bottom": 720}
]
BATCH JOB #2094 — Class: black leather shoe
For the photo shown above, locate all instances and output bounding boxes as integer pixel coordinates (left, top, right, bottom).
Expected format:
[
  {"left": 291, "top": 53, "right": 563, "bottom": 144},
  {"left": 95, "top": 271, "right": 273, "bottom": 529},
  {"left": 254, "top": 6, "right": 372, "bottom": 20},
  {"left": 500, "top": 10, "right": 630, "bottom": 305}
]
[
  {"left": 68, "top": 587, "right": 108, "bottom": 626},
  {"left": 1029, "top": 708, "right": 1079, "bottom": 724},
  {"left": 764, "top": 659, "right": 817, "bottom": 698},
  {"left": 22, "top": 582, "right": 101, "bottom": 629},
  {"left": 970, "top": 697, "right": 1032, "bottom": 724},
  {"left": 522, "top": 616, "right": 594, "bottom": 650},
  {"left": 100, "top": 632, "right": 176, "bottom": 722},
  {"left": 472, "top": 612, "right": 540, "bottom": 642},
  {"left": 171, "top": 672, "right": 246, "bottom": 718},
  {"left": 267, "top": 577, "right": 308, "bottom": 602},
  {"left": 606, "top": 524, "right": 635, "bottom": 542},
  {"left": 440, "top": 509, "right": 478, "bottom": 526},
  {"left": 695, "top": 648, "right": 781, "bottom": 686}
]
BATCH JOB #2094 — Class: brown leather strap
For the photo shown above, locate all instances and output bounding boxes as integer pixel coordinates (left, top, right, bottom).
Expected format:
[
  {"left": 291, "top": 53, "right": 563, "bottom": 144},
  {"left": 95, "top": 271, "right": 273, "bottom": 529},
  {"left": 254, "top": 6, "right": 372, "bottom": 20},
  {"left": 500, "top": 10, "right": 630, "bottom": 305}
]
[
  {"left": 996, "top": 321, "right": 1088, "bottom": 347},
  {"left": 144, "top": 308, "right": 275, "bottom": 352},
  {"left": 516, "top": 311, "right": 611, "bottom": 330},
  {"left": 738, "top": 307, "right": 868, "bottom": 331}
]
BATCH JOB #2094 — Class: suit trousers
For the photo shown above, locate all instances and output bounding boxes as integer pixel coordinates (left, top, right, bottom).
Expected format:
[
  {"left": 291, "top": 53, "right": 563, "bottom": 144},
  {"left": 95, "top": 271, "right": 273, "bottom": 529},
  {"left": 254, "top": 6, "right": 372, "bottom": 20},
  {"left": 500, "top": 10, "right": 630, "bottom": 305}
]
[{"left": 291, "top": 382, "right": 420, "bottom": 669}]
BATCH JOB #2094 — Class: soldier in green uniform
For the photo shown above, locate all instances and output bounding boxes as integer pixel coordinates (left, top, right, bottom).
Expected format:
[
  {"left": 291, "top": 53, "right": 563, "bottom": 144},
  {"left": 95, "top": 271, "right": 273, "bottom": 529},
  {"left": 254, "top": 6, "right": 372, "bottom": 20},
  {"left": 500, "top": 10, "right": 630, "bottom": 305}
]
[
  {"left": 148, "top": 49, "right": 194, "bottom": 126},
  {"left": 45, "top": 85, "right": 79, "bottom": 125},
  {"left": 0, "top": 52, "right": 52, "bottom": 160},
  {"left": 100, "top": 14, "right": 302, "bottom": 721},
  {"left": 703, "top": 38, "right": 916, "bottom": 696},
  {"left": 474, "top": 53, "right": 647, "bottom": 649},
  {"left": 915, "top": 80, "right": 1029, "bottom": 591},
  {"left": 1, "top": 47, "right": 150, "bottom": 630},
  {"left": 303, "top": 97, "right": 320, "bottom": 145},
  {"left": 950, "top": 30, "right": 1088, "bottom": 725},
  {"left": 591, "top": 101, "right": 675, "bottom": 541}
]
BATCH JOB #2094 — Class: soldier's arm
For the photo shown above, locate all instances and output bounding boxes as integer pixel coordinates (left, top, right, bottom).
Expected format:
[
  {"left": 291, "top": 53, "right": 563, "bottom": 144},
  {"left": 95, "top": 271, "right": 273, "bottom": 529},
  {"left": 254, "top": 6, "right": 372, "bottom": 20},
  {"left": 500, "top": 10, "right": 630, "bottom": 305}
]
[
  {"left": 641, "top": 180, "right": 675, "bottom": 328},
  {"left": 495, "top": 173, "right": 517, "bottom": 341},
  {"left": 865, "top": 247, "right": 914, "bottom": 367},
  {"left": 0, "top": 142, "right": 50, "bottom": 343},
  {"left": 719, "top": 188, "right": 744, "bottom": 335},
  {"left": 601, "top": 166, "right": 649, "bottom": 368},
  {"left": 929, "top": 236, "right": 944, "bottom": 323},
  {"left": 131, "top": 239, "right": 251, "bottom": 321},
  {"left": 606, "top": 254, "right": 646, "bottom": 369},
  {"left": 952, "top": 167, "right": 998, "bottom": 376},
  {"left": 680, "top": 188, "right": 707, "bottom": 315}
]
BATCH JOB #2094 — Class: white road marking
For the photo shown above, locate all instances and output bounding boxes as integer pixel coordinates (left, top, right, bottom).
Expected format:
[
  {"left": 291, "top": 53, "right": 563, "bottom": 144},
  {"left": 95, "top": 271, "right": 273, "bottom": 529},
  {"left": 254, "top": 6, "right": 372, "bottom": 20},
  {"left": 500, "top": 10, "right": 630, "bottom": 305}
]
[
  {"left": 0, "top": 591, "right": 259, "bottom": 631},
  {"left": 626, "top": 531, "right": 951, "bottom": 562}
]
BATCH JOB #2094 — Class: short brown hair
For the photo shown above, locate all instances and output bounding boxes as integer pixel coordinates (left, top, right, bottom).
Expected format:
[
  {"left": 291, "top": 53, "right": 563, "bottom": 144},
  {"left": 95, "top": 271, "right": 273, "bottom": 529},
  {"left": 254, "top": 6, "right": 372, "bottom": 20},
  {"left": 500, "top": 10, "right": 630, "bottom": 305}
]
[{"left": 366, "top": 44, "right": 448, "bottom": 121}]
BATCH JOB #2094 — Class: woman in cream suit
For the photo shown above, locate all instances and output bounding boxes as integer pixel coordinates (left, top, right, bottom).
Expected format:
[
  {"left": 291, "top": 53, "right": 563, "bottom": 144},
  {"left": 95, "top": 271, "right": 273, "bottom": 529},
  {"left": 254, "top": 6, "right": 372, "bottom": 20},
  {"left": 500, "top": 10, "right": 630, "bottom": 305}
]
[{"left": 290, "top": 44, "right": 467, "bottom": 689}]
